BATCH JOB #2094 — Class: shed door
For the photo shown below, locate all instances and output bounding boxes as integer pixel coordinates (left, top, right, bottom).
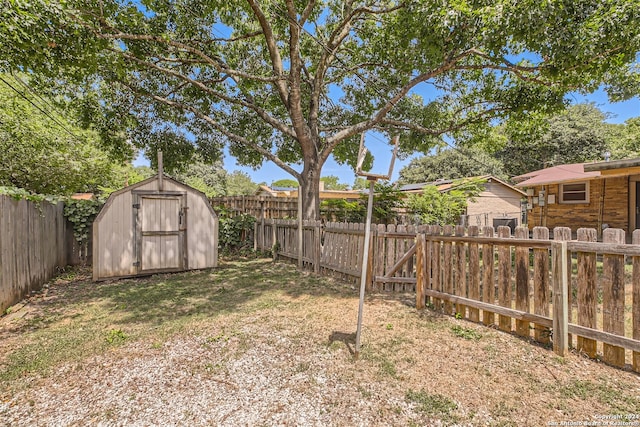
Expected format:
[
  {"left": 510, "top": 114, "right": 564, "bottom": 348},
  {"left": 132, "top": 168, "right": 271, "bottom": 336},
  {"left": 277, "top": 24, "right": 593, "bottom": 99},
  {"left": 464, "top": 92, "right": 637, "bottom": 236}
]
[{"left": 136, "top": 195, "right": 186, "bottom": 273}]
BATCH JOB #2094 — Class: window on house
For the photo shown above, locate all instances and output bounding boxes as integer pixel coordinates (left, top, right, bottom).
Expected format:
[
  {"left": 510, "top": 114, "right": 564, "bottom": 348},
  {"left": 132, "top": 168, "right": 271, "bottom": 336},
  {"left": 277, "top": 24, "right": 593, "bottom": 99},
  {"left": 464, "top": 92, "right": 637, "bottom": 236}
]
[{"left": 560, "top": 182, "right": 589, "bottom": 203}]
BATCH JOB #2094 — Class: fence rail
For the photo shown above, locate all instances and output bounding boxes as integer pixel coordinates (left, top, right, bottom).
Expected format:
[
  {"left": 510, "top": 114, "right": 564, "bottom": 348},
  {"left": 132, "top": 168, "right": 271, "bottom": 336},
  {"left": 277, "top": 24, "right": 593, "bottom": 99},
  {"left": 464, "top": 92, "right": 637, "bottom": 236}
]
[
  {"left": 0, "top": 196, "right": 69, "bottom": 312},
  {"left": 256, "top": 219, "right": 640, "bottom": 372}
]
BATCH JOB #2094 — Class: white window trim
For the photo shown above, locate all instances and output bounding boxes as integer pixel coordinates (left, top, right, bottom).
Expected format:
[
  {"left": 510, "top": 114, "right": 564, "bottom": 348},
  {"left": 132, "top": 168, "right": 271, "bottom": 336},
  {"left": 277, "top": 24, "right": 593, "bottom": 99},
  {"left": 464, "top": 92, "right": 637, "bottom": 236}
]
[{"left": 559, "top": 181, "right": 590, "bottom": 204}]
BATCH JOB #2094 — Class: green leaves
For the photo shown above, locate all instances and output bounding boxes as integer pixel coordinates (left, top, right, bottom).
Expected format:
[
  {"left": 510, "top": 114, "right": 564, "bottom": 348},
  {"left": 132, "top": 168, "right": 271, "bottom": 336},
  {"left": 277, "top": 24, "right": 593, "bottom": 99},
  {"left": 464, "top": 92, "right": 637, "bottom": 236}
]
[{"left": 63, "top": 198, "right": 103, "bottom": 245}]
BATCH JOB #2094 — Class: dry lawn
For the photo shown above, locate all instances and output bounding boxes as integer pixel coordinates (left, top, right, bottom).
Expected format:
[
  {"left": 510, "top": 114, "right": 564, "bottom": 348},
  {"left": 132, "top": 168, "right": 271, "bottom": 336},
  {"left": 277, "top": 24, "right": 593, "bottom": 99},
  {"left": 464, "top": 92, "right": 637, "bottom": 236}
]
[{"left": 1, "top": 257, "right": 639, "bottom": 426}]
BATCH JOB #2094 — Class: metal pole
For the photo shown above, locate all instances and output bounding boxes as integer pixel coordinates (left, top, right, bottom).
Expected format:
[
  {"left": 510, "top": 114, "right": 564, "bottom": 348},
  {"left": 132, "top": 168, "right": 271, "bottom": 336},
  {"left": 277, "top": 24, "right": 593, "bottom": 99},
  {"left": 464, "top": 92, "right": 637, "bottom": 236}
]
[{"left": 354, "top": 178, "right": 376, "bottom": 360}]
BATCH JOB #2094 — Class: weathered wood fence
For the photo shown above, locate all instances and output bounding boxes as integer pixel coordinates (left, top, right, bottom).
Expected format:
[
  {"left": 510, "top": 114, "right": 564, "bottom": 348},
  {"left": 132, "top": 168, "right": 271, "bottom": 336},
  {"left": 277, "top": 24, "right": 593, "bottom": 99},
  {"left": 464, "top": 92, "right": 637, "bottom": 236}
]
[
  {"left": 211, "top": 196, "right": 298, "bottom": 219},
  {"left": 256, "top": 219, "right": 640, "bottom": 371},
  {"left": 0, "top": 196, "right": 69, "bottom": 313}
]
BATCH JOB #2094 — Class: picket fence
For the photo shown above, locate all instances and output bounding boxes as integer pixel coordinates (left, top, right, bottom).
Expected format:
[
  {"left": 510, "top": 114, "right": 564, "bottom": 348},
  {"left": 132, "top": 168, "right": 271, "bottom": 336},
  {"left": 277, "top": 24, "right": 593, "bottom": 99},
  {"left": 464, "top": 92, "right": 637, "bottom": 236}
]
[{"left": 255, "top": 219, "right": 640, "bottom": 371}]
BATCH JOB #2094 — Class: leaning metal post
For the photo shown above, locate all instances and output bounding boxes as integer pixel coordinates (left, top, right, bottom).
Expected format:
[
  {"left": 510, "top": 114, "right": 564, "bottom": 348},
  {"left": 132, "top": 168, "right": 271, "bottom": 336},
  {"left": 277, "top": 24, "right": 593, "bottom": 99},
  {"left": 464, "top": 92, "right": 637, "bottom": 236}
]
[{"left": 354, "top": 177, "right": 376, "bottom": 360}]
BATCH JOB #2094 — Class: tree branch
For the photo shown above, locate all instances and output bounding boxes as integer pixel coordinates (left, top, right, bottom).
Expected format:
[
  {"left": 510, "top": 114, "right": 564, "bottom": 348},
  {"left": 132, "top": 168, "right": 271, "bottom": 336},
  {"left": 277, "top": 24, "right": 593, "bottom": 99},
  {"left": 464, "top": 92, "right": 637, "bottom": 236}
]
[
  {"left": 129, "top": 85, "right": 301, "bottom": 179},
  {"left": 246, "top": 0, "right": 290, "bottom": 107},
  {"left": 117, "top": 50, "right": 297, "bottom": 139}
]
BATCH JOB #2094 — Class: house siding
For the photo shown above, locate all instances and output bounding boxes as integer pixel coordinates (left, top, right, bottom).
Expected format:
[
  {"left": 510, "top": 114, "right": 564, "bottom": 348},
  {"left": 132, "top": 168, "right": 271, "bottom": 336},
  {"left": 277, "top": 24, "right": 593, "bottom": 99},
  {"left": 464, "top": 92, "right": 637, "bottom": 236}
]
[
  {"left": 465, "top": 181, "right": 524, "bottom": 228},
  {"left": 526, "top": 177, "right": 628, "bottom": 233}
]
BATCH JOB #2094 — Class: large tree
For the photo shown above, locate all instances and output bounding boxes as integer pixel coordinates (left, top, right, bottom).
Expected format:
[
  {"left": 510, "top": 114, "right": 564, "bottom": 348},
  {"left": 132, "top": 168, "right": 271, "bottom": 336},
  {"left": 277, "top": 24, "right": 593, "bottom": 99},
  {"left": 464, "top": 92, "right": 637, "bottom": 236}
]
[
  {"left": 3, "top": 1, "right": 640, "bottom": 218},
  {"left": 398, "top": 147, "right": 506, "bottom": 184},
  {"left": 0, "top": 74, "right": 114, "bottom": 195},
  {"left": 495, "top": 103, "right": 616, "bottom": 176}
]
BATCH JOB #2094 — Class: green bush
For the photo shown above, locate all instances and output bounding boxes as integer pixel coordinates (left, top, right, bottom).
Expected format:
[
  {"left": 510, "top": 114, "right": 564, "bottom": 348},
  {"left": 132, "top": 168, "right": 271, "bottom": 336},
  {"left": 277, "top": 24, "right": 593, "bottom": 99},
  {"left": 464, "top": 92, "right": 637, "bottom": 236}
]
[{"left": 217, "top": 208, "right": 256, "bottom": 254}]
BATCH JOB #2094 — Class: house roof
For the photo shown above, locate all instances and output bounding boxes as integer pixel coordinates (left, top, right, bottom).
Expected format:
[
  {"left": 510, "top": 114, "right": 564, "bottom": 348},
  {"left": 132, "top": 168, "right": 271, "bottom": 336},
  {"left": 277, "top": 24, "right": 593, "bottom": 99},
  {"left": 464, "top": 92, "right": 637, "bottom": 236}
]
[
  {"left": 398, "top": 175, "right": 526, "bottom": 196},
  {"left": 583, "top": 157, "right": 640, "bottom": 173},
  {"left": 512, "top": 163, "right": 601, "bottom": 187}
]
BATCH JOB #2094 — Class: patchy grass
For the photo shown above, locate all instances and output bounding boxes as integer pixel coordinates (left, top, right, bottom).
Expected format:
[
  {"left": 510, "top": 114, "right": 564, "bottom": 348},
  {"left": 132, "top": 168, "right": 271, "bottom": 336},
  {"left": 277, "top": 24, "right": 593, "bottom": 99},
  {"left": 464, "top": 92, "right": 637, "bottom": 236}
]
[{"left": 1, "top": 258, "right": 640, "bottom": 425}]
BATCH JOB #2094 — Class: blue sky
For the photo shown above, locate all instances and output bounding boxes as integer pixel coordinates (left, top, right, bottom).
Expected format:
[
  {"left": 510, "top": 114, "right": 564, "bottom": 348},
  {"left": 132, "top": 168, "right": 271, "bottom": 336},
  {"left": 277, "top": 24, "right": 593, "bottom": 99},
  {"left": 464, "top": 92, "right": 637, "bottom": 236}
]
[{"left": 135, "top": 90, "right": 640, "bottom": 186}]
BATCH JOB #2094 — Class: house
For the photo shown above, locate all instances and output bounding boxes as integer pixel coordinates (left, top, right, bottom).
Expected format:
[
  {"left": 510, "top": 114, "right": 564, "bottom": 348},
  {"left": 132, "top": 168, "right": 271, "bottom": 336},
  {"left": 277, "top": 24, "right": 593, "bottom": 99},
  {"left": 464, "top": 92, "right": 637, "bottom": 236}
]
[
  {"left": 255, "top": 182, "right": 363, "bottom": 201},
  {"left": 398, "top": 175, "right": 526, "bottom": 229},
  {"left": 512, "top": 158, "right": 640, "bottom": 236}
]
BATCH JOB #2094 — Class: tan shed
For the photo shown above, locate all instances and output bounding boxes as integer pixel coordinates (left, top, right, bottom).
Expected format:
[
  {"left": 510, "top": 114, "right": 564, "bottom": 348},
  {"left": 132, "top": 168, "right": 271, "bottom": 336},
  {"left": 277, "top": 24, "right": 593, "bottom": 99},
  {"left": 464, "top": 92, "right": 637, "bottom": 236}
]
[{"left": 92, "top": 173, "right": 218, "bottom": 280}]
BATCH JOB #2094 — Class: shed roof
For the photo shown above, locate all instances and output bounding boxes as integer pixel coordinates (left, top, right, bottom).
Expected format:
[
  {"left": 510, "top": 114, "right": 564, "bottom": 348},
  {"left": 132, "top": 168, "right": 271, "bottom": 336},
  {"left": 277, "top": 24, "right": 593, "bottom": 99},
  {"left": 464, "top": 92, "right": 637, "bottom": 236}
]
[{"left": 512, "top": 163, "right": 601, "bottom": 187}]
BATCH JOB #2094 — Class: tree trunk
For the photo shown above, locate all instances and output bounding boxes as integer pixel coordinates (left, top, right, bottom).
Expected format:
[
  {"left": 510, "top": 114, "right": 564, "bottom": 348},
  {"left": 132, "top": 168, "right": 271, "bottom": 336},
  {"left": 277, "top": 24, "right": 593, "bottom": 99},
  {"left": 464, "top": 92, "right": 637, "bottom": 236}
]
[{"left": 299, "top": 160, "right": 322, "bottom": 220}]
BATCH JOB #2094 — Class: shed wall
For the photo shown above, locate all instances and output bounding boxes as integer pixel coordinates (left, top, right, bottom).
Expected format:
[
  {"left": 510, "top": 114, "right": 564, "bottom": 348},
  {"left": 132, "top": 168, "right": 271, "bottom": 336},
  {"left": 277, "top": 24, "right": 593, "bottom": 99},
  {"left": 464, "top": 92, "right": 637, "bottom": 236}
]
[{"left": 93, "top": 176, "right": 218, "bottom": 280}]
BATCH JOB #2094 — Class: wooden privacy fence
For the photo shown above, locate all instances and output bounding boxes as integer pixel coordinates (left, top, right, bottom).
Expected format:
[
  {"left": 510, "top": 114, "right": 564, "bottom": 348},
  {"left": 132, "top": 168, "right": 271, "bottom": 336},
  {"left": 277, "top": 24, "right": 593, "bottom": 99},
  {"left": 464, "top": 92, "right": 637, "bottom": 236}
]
[
  {"left": 257, "top": 219, "right": 640, "bottom": 371},
  {"left": 0, "top": 196, "right": 69, "bottom": 313},
  {"left": 211, "top": 196, "right": 298, "bottom": 219}
]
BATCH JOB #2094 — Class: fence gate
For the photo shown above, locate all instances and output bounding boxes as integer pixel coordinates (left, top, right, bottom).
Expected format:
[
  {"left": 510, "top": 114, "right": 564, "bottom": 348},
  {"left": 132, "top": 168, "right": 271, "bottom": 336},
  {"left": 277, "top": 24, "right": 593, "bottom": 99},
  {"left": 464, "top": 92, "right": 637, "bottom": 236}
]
[{"left": 134, "top": 192, "right": 187, "bottom": 274}]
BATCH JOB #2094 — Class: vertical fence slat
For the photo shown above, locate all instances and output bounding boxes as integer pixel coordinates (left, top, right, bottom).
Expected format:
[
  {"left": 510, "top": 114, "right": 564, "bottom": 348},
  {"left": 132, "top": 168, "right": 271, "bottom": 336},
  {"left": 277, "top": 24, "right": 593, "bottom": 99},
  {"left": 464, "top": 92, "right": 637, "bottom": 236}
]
[
  {"left": 442, "top": 225, "right": 454, "bottom": 315},
  {"left": 416, "top": 233, "right": 426, "bottom": 310},
  {"left": 602, "top": 228, "right": 626, "bottom": 368},
  {"left": 454, "top": 225, "right": 467, "bottom": 319},
  {"left": 533, "top": 227, "right": 550, "bottom": 344},
  {"left": 515, "top": 226, "right": 530, "bottom": 337},
  {"left": 577, "top": 228, "right": 598, "bottom": 358},
  {"left": 552, "top": 241, "right": 569, "bottom": 357},
  {"left": 497, "top": 226, "right": 512, "bottom": 332},
  {"left": 468, "top": 226, "right": 480, "bottom": 322},
  {"left": 481, "top": 226, "right": 495, "bottom": 326},
  {"left": 431, "top": 225, "right": 442, "bottom": 309}
]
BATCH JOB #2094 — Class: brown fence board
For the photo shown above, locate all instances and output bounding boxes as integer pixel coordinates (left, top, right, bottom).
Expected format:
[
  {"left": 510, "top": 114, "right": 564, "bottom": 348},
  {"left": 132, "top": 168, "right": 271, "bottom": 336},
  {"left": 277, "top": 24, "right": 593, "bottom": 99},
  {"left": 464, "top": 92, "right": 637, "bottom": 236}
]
[
  {"left": 602, "top": 229, "right": 626, "bottom": 368},
  {"left": 454, "top": 225, "right": 467, "bottom": 319},
  {"left": 577, "top": 228, "right": 598, "bottom": 358},
  {"left": 497, "top": 226, "right": 512, "bottom": 332},
  {"left": 515, "top": 226, "right": 530, "bottom": 338},
  {"left": 481, "top": 226, "right": 495, "bottom": 326},
  {"left": 533, "top": 227, "right": 550, "bottom": 344},
  {"left": 468, "top": 226, "right": 480, "bottom": 322}
]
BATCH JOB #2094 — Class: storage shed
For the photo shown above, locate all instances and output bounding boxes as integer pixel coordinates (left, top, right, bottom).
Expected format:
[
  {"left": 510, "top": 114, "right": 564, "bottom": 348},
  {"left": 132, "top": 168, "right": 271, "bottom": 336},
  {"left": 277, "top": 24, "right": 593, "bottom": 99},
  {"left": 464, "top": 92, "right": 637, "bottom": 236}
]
[{"left": 92, "top": 170, "right": 218, "bottom": 281}]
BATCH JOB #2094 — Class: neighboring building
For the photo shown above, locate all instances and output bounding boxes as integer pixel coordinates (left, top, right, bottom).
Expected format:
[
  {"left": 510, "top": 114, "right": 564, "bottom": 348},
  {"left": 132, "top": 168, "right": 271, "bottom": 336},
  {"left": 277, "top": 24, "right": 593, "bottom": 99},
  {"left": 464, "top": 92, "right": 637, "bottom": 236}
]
[
  {"left": 398, "top": 176, "right": 526, "bottom": 229},
  {"left": 255, "top": 181, "right": 363, "bottom": 201},
  {"left": 513, "top": 158, "right": 640, "bottom": 236}
]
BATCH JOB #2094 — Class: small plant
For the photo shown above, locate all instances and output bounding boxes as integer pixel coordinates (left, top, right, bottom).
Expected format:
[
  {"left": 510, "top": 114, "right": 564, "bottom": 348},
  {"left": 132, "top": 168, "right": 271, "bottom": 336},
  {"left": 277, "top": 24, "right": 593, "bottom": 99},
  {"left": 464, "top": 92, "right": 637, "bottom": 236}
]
[
  {"left": 105, "top": 329, "right": 128, "bottom": 345},
  {"left": 385, "top": 323, "right": 393, "bottom": 330},
  {"left": 454, "top": 312, "right": 462, "bottom": 319},
  {"left": 450, "top": 325, "right": 482, "bottom": 341}
]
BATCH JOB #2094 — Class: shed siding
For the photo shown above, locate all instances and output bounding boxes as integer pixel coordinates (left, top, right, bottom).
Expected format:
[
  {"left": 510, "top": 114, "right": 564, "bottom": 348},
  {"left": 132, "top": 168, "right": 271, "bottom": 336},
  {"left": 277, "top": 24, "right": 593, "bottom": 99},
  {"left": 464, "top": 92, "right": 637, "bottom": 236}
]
[
  {"left": 94, "top": 175, "right": 218, "bottom": 280},
  {"left": 186, "top": 191, "right": 218, "bottom": 269},
  {"left": 466, "top": 181, "right": 524, "bottom": 228},
  {"left": 526, "top": 177, "right": 628, "bottom": 233}
]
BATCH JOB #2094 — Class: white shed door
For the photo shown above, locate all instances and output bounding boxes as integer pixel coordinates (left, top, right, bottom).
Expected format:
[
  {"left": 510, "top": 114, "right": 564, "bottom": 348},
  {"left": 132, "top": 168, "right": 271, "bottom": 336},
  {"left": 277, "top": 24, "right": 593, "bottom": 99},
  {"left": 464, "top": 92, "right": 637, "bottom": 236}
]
[{"left": 137, "top": 195, "right": 185, "bottom": 272}]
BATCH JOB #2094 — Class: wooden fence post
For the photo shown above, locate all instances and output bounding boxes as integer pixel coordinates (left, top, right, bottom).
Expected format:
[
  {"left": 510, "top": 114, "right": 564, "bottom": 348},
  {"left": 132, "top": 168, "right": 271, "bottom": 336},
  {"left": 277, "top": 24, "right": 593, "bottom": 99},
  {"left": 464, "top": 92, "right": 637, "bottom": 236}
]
[
  {"left": 633, "top": 230, "right": 640, "bottom": 372},
  {"left": 577, "top": 228, "right": 597, "bottom": 358},
  {"left": 552, "top": 240, "right": 569, "bottom": 357},
  {"left": 602, "top": 228, "right": 626, "bottom": 368},
  {"left": 481, "top": 226, "right": 495, "bottom": 326},
  {"left": 554, "top": 227, "right": 573, "bottom": 346},
  {"left": 468, "top": 226, "right": 480, "bottom": 322},
  {"left": 497, "top": 226, "right": 512, "bottom": 332},
  {"left": 416, "top": 232, "right": 426, "bottom": 310},
  {"left": 515, "top": 226, "right": 530, "bottom": 337},
  {"left": 533, "top": 226, "right": 550, "bottom": 344}
]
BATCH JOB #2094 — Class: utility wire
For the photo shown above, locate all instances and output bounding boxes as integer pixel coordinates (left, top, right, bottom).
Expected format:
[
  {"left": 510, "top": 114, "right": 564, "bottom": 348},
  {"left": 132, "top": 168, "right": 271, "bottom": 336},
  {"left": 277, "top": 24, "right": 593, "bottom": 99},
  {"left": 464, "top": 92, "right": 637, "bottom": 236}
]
[{"left": 0, "top": 75, "right": 86, "bottom": 143}]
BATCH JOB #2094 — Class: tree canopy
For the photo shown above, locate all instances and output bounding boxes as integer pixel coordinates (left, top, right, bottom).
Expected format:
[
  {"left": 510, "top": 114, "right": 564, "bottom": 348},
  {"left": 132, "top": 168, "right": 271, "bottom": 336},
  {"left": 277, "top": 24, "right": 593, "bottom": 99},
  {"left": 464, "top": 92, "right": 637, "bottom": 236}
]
[
  {"left": 398, "top": 147, "right": 506, "bottom": 184},
  {"left": 3, "top": 0, "right": 640, "bottom": 217},
  {"left": 0, "top": 74, "right": 115, "bottom": 195},
  {"left": 494, "top": 103, "right": 631, "bottom": 176}
]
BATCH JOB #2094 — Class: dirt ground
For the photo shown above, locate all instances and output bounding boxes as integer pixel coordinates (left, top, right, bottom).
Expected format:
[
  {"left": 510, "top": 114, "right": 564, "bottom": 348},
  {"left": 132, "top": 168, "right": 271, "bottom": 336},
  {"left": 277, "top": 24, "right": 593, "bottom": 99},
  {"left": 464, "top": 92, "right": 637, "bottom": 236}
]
[{"left": 1, "top": 258, "right": 639, "bottom": 426}]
